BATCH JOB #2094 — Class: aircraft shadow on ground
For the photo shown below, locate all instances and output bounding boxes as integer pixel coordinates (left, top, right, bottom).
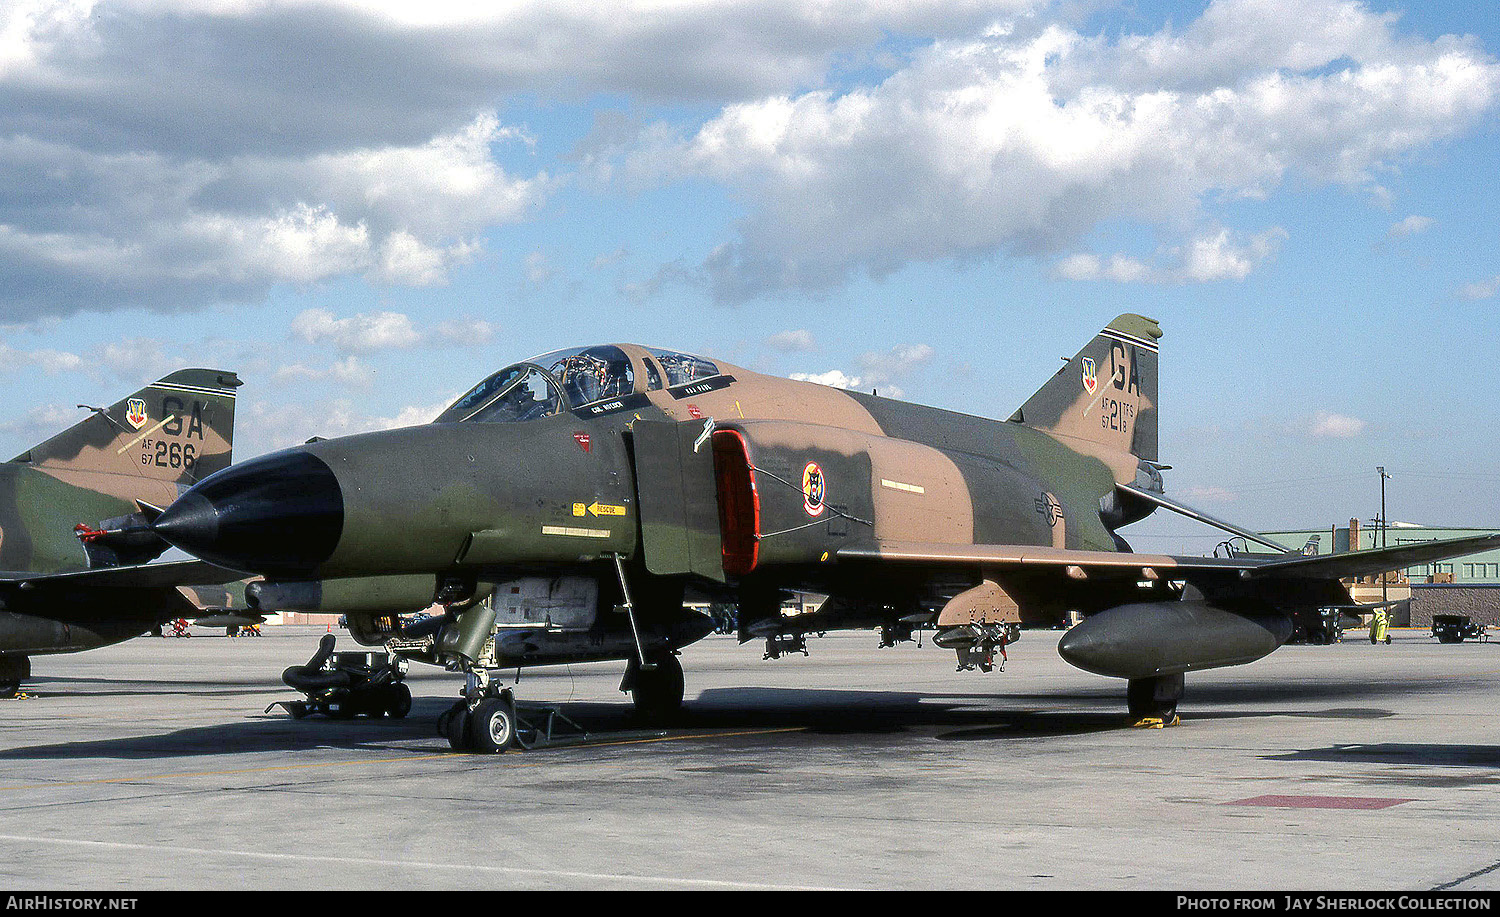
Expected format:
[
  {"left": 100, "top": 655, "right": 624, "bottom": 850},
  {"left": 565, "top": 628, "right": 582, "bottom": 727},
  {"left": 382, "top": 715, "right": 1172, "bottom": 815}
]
[
  {"left": 1264, "top": 744, "right": 1500, "bottom": 769},
  {"left": 0, "top": 678, "right": 1464, "bottom": 759}
]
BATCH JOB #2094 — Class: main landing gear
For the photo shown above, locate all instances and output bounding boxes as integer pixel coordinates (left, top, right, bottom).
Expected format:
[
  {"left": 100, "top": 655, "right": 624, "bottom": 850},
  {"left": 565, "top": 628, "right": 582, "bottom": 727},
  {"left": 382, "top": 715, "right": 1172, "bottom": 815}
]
[
  {"left": 0, "top": 656, "right": 29, "bottom": 699},
  {"left": 620, "top": 652, "right": 685, "bottom": 723},
  {"left": 1126, "top": 673, "right": 1183, "bottom": 728}
]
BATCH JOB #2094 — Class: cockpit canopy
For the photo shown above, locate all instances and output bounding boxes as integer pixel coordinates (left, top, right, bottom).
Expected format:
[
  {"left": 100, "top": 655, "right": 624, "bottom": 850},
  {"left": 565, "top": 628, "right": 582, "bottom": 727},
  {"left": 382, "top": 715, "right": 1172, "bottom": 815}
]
[{"left": 434, "top": 345, "right": 721, "bottom": 424}]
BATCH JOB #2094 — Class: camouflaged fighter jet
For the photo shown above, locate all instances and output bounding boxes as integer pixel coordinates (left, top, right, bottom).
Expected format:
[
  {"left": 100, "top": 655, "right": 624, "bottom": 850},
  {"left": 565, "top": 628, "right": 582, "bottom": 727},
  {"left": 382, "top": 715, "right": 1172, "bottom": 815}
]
[
  {"left": 145, "top": 317, "right": 1500, "bottom": 749},
  {"left": 0, "top": 369, "right": 242, "bottom": 696}
]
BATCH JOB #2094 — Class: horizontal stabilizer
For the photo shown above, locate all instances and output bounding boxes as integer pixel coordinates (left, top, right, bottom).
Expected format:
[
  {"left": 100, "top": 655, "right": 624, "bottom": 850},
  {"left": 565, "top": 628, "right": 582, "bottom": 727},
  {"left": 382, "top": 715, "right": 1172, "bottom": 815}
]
[{"left": 1117, "top": 484, "right": 1291, "bottom": 554}]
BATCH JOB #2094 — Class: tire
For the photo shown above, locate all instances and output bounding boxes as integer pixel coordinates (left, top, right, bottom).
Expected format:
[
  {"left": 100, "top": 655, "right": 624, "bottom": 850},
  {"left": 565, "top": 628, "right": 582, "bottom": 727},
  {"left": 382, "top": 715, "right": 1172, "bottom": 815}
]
[
  {"left": 286, "top": 702, "right": 309, "bottom": 719},
  {"left": 471, "top": 698, "right": 516, "bottom": 754},
  {"left": 631, "top": 654, "right": 685, "bottom": 723},
  {"left": 0, "top": 680, "right": 18, "bottom": 700},
  {"left": 444, "top": 703, "right": 472, "bottom": 751},
  {"left": 386, "top": 683, "right": 412, "bottom": 719},
  {"left": 1127, "top": 674, "right": 1182, "bottom": 722}
]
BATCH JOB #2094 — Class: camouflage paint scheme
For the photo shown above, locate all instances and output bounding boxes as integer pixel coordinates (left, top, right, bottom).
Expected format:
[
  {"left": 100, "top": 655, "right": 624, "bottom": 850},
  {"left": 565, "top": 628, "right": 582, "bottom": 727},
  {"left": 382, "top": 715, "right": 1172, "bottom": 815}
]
[
  {"left": 0, "top": 369, "right": 240, "bottom": 689},
  {"left": 152, "top": 319, "right": 1500, "bottom": 722}
]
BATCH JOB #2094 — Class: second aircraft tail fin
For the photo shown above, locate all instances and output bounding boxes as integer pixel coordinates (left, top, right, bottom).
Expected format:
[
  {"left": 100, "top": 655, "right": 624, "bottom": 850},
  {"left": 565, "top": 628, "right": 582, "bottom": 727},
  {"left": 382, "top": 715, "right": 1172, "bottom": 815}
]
[{"left": 15, "top": 369, "right": 241, "bottom": 488}]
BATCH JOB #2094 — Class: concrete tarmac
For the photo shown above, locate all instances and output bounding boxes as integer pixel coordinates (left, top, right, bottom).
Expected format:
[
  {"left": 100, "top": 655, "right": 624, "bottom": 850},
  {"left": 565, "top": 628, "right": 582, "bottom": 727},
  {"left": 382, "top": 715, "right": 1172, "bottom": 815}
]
[{"left": 0, "top": 625, "right": 1498, "bottom": 890}]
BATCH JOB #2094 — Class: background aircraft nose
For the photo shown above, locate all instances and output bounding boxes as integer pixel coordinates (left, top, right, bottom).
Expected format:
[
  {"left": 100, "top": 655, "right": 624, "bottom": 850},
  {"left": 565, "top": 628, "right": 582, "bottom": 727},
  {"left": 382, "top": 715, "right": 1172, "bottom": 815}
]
[{"left": 154, "top": 450, "right": 344, "bottom": 575}]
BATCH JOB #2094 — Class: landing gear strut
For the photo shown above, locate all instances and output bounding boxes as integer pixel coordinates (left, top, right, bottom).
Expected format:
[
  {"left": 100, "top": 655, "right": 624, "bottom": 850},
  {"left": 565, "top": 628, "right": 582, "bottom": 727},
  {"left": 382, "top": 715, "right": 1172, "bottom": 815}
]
[{"left": 1127, "top": 673, "right": 1183, "bottom": 728}]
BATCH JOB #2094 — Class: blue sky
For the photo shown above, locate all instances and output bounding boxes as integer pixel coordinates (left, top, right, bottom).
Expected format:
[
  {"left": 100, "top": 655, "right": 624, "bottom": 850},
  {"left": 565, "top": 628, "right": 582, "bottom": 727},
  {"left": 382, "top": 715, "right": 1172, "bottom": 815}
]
[{"left": 2, "top": 0, "right": 1498, "bottom": 552}]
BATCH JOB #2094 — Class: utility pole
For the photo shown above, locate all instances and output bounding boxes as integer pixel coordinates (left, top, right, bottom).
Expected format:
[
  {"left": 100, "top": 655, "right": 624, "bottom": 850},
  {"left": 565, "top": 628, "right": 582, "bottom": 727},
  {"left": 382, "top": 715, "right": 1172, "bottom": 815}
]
[{"left": 1378, "top": 466, "right": 1392, "bottom": 610}]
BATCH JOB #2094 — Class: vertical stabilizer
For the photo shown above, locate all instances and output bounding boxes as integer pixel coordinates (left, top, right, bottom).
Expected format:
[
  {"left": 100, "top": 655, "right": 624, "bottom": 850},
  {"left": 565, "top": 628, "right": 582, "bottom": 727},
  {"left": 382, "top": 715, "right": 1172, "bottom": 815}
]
[
  {"left": 15, "top": 369, "right": 240, "bottom": 487},
  {"left": 1010, "top": 315, "right": 1159, "bottom": 462}
]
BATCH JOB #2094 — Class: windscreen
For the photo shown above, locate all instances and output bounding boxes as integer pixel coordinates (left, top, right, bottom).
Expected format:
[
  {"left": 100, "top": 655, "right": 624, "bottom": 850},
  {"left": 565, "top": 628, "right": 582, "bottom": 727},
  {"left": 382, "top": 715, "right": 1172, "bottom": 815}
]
[{"left": 434, "top": 345, "right": 638, "bottom": 423}]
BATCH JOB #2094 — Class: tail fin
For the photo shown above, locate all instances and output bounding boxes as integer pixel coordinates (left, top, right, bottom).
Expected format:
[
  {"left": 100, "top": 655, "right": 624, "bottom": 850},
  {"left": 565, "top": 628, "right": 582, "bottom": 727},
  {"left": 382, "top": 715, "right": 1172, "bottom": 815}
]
[
  {"left": 1009, "top": 314, "right": 1159, "bottom": 462},
  {"left": 13, "top": 369, "right": 241, "bottom": 487}
]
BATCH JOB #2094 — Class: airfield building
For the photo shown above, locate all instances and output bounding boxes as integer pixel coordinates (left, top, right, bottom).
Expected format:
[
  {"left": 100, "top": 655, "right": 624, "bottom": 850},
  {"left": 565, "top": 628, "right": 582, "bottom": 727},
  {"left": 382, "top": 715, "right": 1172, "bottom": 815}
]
[{"left": 1249, "top": 521, "right": 1500, "bottom": 627}]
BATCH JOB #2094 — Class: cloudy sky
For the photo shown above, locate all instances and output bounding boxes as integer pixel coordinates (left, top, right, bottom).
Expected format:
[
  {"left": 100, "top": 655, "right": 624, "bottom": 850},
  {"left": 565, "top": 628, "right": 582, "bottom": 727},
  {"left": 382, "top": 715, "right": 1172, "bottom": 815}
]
[{"left": 2, "top": 0, "right": 1498, "bottom": 552}]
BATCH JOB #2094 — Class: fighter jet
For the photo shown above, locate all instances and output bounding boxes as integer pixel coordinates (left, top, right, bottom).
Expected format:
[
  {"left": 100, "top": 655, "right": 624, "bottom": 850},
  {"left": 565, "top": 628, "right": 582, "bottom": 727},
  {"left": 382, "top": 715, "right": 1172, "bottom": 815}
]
[
  {"left": 146, "top": 317, "right": 1500, "bottom": 749},
  {"left": 0, "top": 369, "right": 242, "bottom": 696}
]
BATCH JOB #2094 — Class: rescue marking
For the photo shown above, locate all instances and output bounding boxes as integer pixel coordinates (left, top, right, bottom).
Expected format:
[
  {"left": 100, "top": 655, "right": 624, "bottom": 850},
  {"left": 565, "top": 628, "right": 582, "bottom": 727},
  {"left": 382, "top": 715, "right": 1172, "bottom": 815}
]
[
  {"left": 587, "top": 502, "right": 626, "bottom": 517},
  {"left": 542, "top": 525, "right": 611, "bottom": 539},
  {"left": 880, "top": 478, "right": 925, "bottom": 495}
]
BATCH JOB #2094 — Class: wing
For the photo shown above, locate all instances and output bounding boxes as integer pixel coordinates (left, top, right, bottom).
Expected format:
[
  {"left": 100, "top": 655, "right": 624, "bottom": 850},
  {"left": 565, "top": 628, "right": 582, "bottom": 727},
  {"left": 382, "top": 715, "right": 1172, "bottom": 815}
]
[
  {"left": 0, "top": 559, "right": 245, "bottom": 590},
  {"left": 839, "top": 533, "right": 1500, "bottom": 582}
]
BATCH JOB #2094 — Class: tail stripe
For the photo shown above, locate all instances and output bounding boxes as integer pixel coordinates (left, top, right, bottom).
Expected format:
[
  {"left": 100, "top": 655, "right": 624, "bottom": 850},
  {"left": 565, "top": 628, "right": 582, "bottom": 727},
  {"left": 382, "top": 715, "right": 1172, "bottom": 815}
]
[
  {"left": 154, "top": 383, "right": 238, "bottom": 399},
  {"left": 1100, "top": 328, "right": 1159, "bottom": 353}
]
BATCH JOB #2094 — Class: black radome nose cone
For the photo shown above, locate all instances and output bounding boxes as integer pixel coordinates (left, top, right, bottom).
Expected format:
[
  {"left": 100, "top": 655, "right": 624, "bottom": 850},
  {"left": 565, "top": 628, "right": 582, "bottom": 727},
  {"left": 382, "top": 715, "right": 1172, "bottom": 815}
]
[{"left": 155, "top": 450, "right": 344, "bottom": 575}]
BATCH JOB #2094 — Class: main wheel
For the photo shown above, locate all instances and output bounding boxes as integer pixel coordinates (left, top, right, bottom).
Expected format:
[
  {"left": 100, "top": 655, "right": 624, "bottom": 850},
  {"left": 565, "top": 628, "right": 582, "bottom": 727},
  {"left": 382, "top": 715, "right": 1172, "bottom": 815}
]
[
  {"left": 631, "top": 653, "right": 685, "bottom": 723},
  {"left": 1127, "top": 673, "right": 1183, "bottom": 725},
  {"left": 471, "top": 697, "right": 517, "bottom": 754},
  {"left": 0, "top": 657, "right": 30, "bottom": 699}
]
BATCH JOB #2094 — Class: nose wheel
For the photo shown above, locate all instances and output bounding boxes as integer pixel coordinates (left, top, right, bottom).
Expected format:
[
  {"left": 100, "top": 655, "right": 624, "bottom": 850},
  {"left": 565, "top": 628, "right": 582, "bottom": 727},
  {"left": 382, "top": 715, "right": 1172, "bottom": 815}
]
[{"left": 441, "top": 685, "right": 519, "bottom": 754}]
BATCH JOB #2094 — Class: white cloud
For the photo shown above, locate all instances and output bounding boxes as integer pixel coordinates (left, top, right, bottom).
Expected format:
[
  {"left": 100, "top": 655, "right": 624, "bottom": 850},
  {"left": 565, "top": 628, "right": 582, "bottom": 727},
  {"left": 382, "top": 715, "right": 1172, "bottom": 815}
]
[
  {"left": 1388, "top": 215, "right": 1435, "bottom": 238},
  {"left": 625, "top": 0, "right": 1500, "bottom": 299},
  {"left": 1456, "top": 275, "right": 1500, "bottom": 300},
  {"left": 1308, "top": 410, "right": 1368, "bottom": 438},
  {"left": 766, "top": 329, "right": 816, "bottom": 352},
  {"left": 858, "top": 343, "right": 934, "bottom": 383},
  {"left": 243, "top": 393, "right": 460, "bottom": 454},
  {"left": 0, "top": 115, "right": 546, "bottom": 315},
  {"left": 789, "top": 369, "right": 864, "bottom": 389},
  {"left": 291, "top": 309, "right": 423, "bottom": 353},
  {"left": 1182, "top": 485, "right": 1237, "bottom": 505},
  {"left": 523, "top": 251, "right": 557, "bottom": 287},
  {"left": 787, "top": 342, "right": 934, "bottom": 397},
  {"left": 1052, "top": 228, "right": 1286, "bottom": 283},
  {"left": 271, "top": 356, "right": 376, "bottom": 389},
  {"left": 289, "top": 308, "right": 498, "bottom": 353}
]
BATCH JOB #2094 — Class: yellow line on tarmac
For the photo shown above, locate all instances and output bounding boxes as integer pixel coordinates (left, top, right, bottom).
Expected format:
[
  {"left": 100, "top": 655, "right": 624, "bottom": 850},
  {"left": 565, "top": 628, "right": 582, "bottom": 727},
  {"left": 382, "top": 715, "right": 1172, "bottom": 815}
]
[{"left": 0, "top": 726, "right": 807, "bottom": 791}]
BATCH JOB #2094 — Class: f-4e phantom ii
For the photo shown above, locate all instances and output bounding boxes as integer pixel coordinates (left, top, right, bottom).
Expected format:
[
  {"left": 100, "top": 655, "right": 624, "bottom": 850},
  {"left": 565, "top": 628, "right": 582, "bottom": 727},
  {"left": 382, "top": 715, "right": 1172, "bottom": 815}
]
[
  {"left": 144, "top": 316, "right": 1500, "bottom": 749},
  {"left": 0, "top": 369, "right": 241, "bottom": 696}
]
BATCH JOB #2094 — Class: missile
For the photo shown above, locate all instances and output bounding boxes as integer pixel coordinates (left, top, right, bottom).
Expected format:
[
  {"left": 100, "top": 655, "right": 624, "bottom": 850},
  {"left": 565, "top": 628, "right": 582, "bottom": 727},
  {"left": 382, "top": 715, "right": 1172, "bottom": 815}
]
[{"left": 1057, "top": 600, "right": 1292, "bottom": 680}]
